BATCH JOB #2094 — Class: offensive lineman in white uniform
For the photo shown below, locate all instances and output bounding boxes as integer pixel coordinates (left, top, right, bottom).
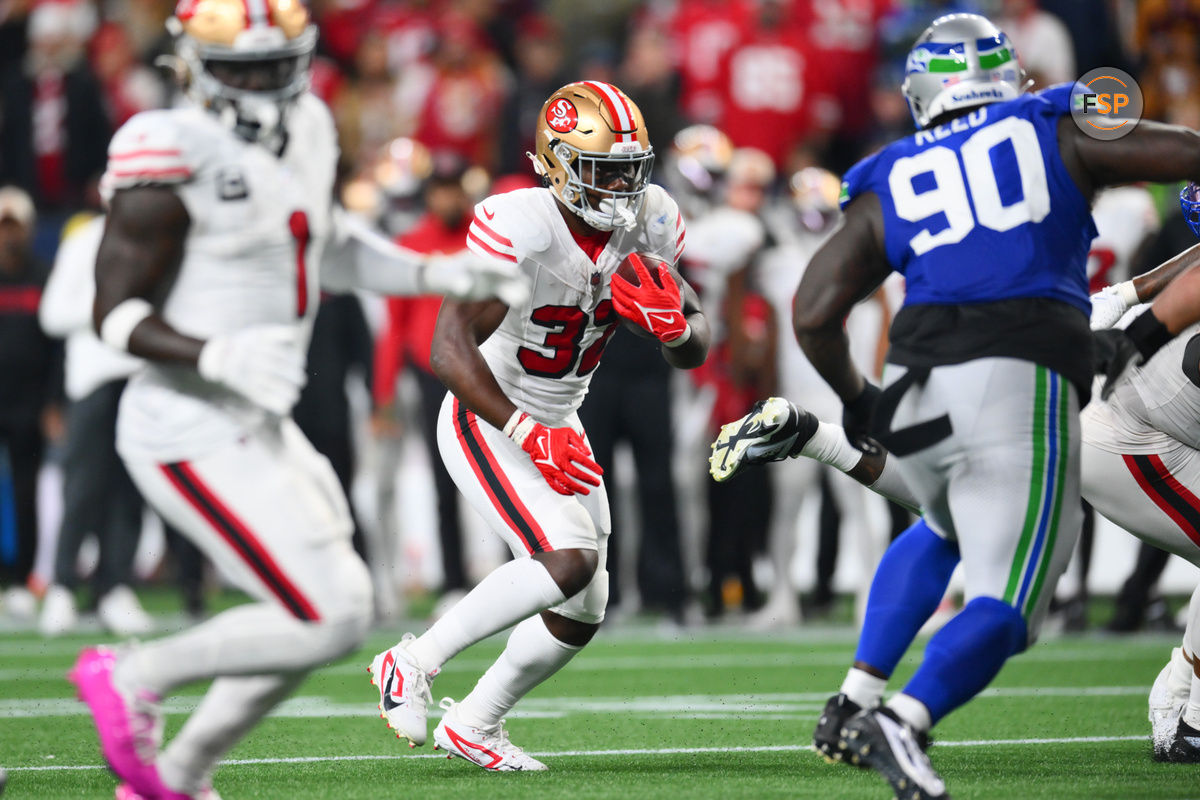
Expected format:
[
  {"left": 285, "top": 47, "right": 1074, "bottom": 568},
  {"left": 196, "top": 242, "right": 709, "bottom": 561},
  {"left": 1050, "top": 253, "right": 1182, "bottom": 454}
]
[
  {"left": 68, "top": 2, "right": 526, "bottom": 798},
  {"left": 368, "top": 81, "right": 710, "bottom": 770}
]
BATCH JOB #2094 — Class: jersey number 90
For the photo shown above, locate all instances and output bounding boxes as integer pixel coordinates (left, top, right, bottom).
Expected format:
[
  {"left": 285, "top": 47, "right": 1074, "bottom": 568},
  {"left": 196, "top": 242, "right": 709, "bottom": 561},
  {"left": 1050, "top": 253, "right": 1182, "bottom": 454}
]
[{"left": 889, "top": 117, "right": 1051, "bottom": 257}]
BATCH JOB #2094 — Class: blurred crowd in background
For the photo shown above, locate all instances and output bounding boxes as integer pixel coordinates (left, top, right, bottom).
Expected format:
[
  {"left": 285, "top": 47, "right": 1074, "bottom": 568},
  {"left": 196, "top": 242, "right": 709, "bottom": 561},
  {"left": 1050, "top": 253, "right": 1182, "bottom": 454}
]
[{"left": 0, "top": 0, "right": 1196, "bottom": 639}]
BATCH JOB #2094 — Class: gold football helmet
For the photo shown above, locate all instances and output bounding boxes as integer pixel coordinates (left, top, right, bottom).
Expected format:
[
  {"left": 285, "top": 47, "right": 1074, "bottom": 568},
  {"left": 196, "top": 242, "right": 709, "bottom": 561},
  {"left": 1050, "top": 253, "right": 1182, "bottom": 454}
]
[
  {"left": 663, "top": 124, "right": 734, "bottom": 220},
  {"left": 529, "top": 81, "right": 654, "bottom": 231},
  {"left": 789, "top": 167, "right": 842, "bottom": 232},
  {"left": 166, "top": 0, "right": 317, "bottom": 145}
]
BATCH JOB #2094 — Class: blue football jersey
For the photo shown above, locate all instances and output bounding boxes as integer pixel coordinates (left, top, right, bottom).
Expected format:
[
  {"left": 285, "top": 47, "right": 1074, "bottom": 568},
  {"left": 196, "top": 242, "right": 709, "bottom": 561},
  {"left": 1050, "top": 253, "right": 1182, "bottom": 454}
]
[{"left": 841, "top": 85, "right": 1096, "bottom": 315}]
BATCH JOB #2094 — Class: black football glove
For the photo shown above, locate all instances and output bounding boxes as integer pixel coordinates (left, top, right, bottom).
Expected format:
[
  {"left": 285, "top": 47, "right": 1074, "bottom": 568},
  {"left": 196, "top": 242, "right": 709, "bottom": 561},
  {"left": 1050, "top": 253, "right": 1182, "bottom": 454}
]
[
  {"left": 842, "top": 382, "right": 882, "bottom": 455},
  {"left": 1093, "top": 309, "right": 1172, "bottom": 400}
]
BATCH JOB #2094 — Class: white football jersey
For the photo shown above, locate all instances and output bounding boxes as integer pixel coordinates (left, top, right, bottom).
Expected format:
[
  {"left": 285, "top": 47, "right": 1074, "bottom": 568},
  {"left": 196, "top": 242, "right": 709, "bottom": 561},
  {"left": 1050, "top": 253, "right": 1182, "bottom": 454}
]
[
  {"left": 1088, "top": 186, "right": 1159, "bottom": 287},
  {"left": 465, "top": 185, "right": 685, "bottom": 425},
  {"left": 680, "top": 205, "right": 764, "bottom": 341},
  {"left": 1086, "top": 309, "right": 1200, "bottom": 453},
  {"left": 109, "top": 94, "right": 339, "bottom": 461}
]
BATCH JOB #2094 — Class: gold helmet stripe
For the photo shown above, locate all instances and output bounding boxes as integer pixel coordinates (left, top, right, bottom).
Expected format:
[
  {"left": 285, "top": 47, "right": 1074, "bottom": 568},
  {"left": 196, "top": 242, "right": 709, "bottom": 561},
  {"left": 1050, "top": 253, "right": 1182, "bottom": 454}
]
[{"left": 582, "top": 81, "right": 637, "bottom": 144}]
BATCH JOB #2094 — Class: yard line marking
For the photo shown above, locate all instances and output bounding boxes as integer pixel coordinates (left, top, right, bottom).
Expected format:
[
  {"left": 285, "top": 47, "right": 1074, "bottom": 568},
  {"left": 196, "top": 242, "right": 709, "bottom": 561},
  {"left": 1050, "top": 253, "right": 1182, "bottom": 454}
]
[
  {"left": 5, "top": 736, "right": 1150, "bottom": 772},
  {"left": 0, "top": 686, "right": 1151, "bottom": 719}
]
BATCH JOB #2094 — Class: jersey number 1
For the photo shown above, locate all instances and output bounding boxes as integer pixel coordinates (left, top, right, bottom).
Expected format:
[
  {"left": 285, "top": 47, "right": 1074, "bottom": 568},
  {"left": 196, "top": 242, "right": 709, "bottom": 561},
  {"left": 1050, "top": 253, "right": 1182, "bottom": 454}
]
[
  {"left": 289, "top": 210, "right": 310, "bottom": 318},
  {"left": 889, "top": 117, "right": 1051, "bottom": 256}
]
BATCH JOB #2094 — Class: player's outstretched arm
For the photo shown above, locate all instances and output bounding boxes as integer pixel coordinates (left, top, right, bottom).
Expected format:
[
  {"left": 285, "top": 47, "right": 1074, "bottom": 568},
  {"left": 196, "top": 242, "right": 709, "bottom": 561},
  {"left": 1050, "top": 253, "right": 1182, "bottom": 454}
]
[
  {"left": 323, "top": 209, "right": 529, "bottom": 306},
  {"left": 1064, "top": 118, "right": 1200, "bottom": 199},
  {"left": 1090, "top": 242, "right": 1200, "bottom": 330}
]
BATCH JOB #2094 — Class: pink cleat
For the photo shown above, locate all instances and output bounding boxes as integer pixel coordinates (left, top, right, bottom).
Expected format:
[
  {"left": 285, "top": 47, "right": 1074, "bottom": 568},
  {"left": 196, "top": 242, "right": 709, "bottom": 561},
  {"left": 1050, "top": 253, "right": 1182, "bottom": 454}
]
[{"left": 69, "top": 647, "right": 163, "bottom": 796}]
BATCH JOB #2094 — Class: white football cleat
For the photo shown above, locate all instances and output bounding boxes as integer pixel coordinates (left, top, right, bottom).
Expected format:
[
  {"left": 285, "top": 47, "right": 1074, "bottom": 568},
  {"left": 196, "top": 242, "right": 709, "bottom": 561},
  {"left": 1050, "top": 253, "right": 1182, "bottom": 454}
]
[
  {"left": 433, "top": 698, "right": 548, "bottom": 772},
  {"left": 98, "top": 586, "right": 154, "bottom": 637},
  {"left": 1150, "top": 658, "right": 1186, "bottom": 761},
  {"left": 368, "top": 633, "right": 434, "bottom": 746},
  {"left": 39, "top": 584, "right": 80, "bottom": 636},
  {"left": 2, "top": 586, "right": 37, "bottom": 621}
]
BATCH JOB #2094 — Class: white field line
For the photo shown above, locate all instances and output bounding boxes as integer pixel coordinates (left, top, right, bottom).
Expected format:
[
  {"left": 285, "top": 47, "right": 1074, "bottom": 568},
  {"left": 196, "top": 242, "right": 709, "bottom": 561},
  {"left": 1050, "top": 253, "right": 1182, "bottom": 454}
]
[
  {"left": 6, "top": 735, "right": 1149, "bottom": 772},
  {"left": 0, "top": 686, "right": 1150, "bottom": 720},
  {"left": 0, "top": 647, "right": 1170, "bottom": 674}
]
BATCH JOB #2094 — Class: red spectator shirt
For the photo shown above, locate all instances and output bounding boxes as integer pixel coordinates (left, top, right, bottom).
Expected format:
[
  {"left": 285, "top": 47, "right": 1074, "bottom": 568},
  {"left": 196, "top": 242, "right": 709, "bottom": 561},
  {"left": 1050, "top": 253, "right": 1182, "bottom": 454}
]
[
  {"left": 716, "top": 22, "right": 836, "bottom": 168},
  {"left": 373, "top": 212, "right": 470, "bottom": 407},
  {"left": 666, "top": 0, "right": 754, "bottom": 124}
]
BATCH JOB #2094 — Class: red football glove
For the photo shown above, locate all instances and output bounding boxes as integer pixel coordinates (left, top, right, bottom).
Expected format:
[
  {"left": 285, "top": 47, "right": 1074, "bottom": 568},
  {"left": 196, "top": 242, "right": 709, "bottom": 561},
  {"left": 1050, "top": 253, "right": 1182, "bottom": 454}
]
[
  {"left": 610, "top": 258, "right": 690, "bottom": 345},
  {"left": 505, "top": 412, "right": 603, "bottom": 496}
]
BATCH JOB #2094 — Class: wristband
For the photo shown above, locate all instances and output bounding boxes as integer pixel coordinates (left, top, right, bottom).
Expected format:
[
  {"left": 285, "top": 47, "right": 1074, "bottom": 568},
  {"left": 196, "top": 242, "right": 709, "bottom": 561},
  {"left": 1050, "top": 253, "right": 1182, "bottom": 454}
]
[
  {"left": 503, "top": 409, "right": 536, "bottom": 446},
  {"left": 1125, "top": 309, "right": 1172, "bottom": 360},
  {"left": 1115, "top": 280, "right": 1139, "bottom": 307},
  {"left": 502, "top": 409, "right": 526, "bottom": 437},
  {"left": 662, "top": 323, "right": 692, "bottom": 349},
  {"left": 99, "top": 297, "right": 153, "bottom": 352}
]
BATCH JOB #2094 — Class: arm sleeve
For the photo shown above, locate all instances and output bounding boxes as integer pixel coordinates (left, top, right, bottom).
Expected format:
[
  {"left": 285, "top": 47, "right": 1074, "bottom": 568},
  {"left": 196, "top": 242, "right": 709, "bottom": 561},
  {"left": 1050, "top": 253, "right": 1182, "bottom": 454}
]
[{"left": 321, "top": 207, "right": 427, "bottom": 295}]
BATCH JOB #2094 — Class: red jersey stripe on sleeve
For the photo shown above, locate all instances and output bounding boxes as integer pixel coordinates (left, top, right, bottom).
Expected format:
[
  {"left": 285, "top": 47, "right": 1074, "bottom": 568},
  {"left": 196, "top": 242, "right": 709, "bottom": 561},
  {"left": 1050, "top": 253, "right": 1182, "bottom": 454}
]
[
  {"left": 471, "top": 214, "right": 514, "bottom": 248},
  {"left": 467, "top": 229, "right": 518, "bottom": 263},
  {"left": 109, "top": 149, "right": 184, "bottom": 160},
  {"left": 107, "top": 167, "right": 193, "bottom": 180}
]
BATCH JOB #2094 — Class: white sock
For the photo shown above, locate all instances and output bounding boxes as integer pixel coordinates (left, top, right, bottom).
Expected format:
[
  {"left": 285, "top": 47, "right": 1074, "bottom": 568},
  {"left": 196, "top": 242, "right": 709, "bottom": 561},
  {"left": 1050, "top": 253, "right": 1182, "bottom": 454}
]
[
  {"left": 1168, "top": 647, "right": 1192, "bottom": 701},
  {"left": 407, "top": 558, "right": 567, "bottom": 674},
  {"left": 454, "top": 615, "right": 582, "bottom": 730},
  {"left": 868, "top": 456, "right": 922, "bottom": 512},
  {"left": 800, "top": 421, "right": 862, "bottom": 473},
  {"left": 840, "top": 667, "right": 886, "bottom": 710},
  {"left": 114, "top": 603, "right": 358, "bottom": 696},
  {"left": 887, "top": 692, "right": 932, "bottom": 733},
  {"left": 158, "top": 673, "right": 304, "bottom": 794}
]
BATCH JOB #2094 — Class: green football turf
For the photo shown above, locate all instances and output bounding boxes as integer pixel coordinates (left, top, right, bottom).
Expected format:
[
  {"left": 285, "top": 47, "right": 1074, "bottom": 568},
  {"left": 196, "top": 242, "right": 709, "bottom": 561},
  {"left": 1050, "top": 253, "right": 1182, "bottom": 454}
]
[{"left": 3, "top": 613, "right": 1195, "bottom": 799}]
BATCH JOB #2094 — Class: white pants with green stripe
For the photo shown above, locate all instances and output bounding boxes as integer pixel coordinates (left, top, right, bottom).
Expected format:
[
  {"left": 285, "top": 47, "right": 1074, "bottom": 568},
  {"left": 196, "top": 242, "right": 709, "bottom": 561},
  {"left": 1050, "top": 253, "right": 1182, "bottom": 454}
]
[{"left": 884, "top": 357, "right": 1082, "bottom": 644}]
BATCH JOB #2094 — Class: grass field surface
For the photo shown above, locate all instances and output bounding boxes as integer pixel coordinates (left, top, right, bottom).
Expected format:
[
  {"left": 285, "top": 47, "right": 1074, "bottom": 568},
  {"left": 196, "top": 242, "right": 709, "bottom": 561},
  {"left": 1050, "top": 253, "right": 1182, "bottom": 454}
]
[{"left": 3, "top": 615, "right": 1195, "bottom": 799}]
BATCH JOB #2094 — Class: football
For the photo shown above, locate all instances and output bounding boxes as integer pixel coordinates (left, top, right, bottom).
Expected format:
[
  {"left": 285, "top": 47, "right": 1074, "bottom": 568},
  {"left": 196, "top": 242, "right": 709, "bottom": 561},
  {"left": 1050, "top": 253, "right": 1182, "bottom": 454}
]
[
  {"left": 612, "top": 252, "right": 684, "bottom": 339},
  {"left": 614, "top": 252, "right": 680, "bottom": 292}
]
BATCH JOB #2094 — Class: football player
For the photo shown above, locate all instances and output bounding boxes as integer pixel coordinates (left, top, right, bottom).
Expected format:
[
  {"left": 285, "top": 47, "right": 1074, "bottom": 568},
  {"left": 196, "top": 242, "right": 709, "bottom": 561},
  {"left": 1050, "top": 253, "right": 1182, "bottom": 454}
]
[
  {"left": 68, "top": 3, "right": 528, "bottom": 799},
  {"left": 368, "top": 81, "right": 709, "bottom": 770},
  {"left": 712, "top": 12, "right": 1200, "bottom": 799}
]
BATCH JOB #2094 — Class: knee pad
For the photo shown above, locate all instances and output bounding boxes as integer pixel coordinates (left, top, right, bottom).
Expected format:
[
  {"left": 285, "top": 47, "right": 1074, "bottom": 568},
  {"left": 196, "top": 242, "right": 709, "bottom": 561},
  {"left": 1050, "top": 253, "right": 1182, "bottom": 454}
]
[{"left": 550, "top": 565, "right": 609, "bottom": 625}]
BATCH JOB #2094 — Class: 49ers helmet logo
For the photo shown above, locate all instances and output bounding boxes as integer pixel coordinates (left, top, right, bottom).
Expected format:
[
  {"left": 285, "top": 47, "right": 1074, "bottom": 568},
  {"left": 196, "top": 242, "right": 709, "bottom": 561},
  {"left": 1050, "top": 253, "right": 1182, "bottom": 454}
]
[{"left": 546, "top": 98, "right": 578, "bottom": 133}]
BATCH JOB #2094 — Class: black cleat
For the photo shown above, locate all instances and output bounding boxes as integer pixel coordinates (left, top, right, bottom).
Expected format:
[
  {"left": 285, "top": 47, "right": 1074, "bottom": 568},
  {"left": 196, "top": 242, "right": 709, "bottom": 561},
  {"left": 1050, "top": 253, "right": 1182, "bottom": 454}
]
[
  {"left": 812, "top": 693, "right": 861, "bottom": 764},
  {"left": 1164, "top": 718, "right": 1200, "bottom": 763},
  {"left": 841, "top": 707, "right": 948, "bottom": 800}
]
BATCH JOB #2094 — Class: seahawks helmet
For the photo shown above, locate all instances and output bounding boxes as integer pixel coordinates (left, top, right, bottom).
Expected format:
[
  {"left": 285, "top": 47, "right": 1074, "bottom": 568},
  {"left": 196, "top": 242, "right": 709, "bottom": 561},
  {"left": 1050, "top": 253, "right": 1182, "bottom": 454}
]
[{"left": 902, "top": 13, "right": 1028, "bottom": 130}]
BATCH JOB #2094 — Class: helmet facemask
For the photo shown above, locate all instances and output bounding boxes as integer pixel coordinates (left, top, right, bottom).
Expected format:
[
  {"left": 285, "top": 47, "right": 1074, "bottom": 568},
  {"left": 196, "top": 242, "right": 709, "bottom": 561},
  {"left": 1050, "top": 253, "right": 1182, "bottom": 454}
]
[
  {"left": 167, "top": 7, "right": 316, "bottom": 149},
  {"left": 543, "top": 139, "right": 654, "bottom": 231}
]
